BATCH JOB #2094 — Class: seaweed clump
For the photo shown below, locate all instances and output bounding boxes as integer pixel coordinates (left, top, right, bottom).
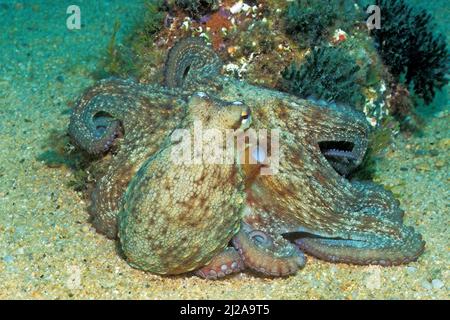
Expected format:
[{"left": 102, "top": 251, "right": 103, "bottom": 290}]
[
  {"left": 94, "top": 20, "right": 135, "bottom": 78},
  {"left": 350, "top": 123, "right": 395, "bottom": 181},
  {"left": 281, "top": 46, "right": 364, "bottom": 107},
  {"left": 174, "top": 0, "right": 219, "bottom": 19},
  {"left": 370, "top": 0, "right": 449, "bottom": 104},
  {"left": 141, "top": 0, "right": 167, "bottom": 36},
  {"left": 94, "top": 0, "right": 167, "bottom": 80},
  {"left": 284, "top": 0, "right": 338, "bottom": 47},
  {"left": 36, "top": 129, "right": 103, "bottom": 192}
]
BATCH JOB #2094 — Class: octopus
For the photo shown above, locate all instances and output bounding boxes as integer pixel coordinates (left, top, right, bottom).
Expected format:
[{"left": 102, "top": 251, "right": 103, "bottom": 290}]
[{"left": 68, "top": 37, "right": 425, "bottom": 279}]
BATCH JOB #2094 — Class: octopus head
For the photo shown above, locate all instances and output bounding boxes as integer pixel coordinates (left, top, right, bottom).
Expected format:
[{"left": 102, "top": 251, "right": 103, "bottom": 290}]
[{"left": 188, "top": 92, "right": 251, "bottom": 131}]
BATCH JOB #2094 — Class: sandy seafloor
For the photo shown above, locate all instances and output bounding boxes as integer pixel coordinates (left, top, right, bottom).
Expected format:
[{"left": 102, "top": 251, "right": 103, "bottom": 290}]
[{"left": 0, "top": 0, "right": 448, "bottom": 299}]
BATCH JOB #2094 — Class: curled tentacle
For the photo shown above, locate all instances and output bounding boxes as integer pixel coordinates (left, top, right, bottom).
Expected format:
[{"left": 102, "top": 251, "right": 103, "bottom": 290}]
[
  {"left": 68, "top": 78, "right": 136, "bottom": 155},
  {"left": 226, "top": 87, "right": 425, "bottom": 268},
  {"left": 292, "top": 180, "right": 425, "bottom": 266},
  {"left": 247, "top": 230, "right": 274, "bottom": 249},
  {"left": 195, "top": 247, "right": 244, "bottom": 280},
  {"left": 69, "top": 78, "right": 188, "bottom": 239},
  {"left": 232, "top": 223, "right": 306, "bottom": 277},
  {"left": 69, "top": 95, "right": 125, "bottom": 155},
  {"left": 164, "top": 37, "right": 223, "bottom": 89}
]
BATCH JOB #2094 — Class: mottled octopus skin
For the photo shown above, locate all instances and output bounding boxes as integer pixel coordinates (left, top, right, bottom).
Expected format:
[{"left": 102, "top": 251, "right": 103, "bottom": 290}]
[
  {"left": 213, "top": 77, "right": 425, "bottom": 268},
  {"left": 118, "top": 94, "right": 250, "bottom": 274},
  {"left": 68, "top": 37, "right": 425, "bottom": 279},
  {"left": 69, "top": 78, "right": 187, "bottom": 238},
  {"left": 179, "top": 42, "right": 424, "bottom": 270}
]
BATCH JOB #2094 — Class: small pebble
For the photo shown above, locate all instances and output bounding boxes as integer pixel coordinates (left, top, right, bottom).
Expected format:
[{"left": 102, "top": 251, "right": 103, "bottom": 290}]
[
  {"left": 429, "top": 149, "right": 439, "bottom": 157},
  {"left": 431, "top": 279, "right": 444, "bottom": 290},
  {"left": 435, "top": 160, "right": 445, "bottom": 169},
  {"left": 414, "top": 149, "right": 427, "bottom": 156},
  {"left": 3, "top": 255, "right": 14, "bottom": 263},
  {"left": 415, "top": 163, "right": 431, "bottom": 172},
  {"left": 406, "top": 266, "right": 417, "bottom": 274},
  {"left": 421, "top": 280, "right": 432, "bottom": 290}
]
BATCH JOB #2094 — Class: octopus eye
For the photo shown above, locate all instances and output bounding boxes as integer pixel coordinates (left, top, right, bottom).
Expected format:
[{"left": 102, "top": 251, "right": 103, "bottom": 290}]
[{"left": 240, "top": 109, "right": 251, "bottom": 127}]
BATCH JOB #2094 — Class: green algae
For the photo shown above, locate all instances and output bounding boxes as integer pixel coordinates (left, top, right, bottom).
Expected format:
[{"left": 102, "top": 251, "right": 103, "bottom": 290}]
[
  {"left": 351, "top": 121, "right": 397, "bottom": 180},
  {"left": 284, "top": 0, "right": 338, "bottom": 48},
  {"left": 92, "top": 20, "right": 136, "bottom": 79},
  {"left": 93, "top": 0, "right": 166, "bottom": 80},
  {"left": 36, "top": 129, "right": 104, "bottom": 192}
]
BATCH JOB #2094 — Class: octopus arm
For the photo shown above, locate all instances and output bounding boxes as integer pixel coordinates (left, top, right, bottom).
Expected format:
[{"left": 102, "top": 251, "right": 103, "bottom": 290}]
[
  {"left": 195, "top": 247, "right": 245, "bottom": 280},
  {"left": 295, "top": 224, "right": 425, "bottom": 266},
  {"left": 232, "top": 222, "right": 306, "bottom": 277},
  {"left": 164, "top": 37, "right": 223, "bottom": 89},
  {"left": 73, "top": 80, "right": 187, "bottom": 239},
  {"left": 69, "top": 78, "right": 138, "bottom": 155}
]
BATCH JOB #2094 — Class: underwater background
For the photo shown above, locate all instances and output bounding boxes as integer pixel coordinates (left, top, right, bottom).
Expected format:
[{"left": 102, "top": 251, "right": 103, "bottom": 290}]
[{"left": 0, "top": 0, "right": 448, "bottom": 299}]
